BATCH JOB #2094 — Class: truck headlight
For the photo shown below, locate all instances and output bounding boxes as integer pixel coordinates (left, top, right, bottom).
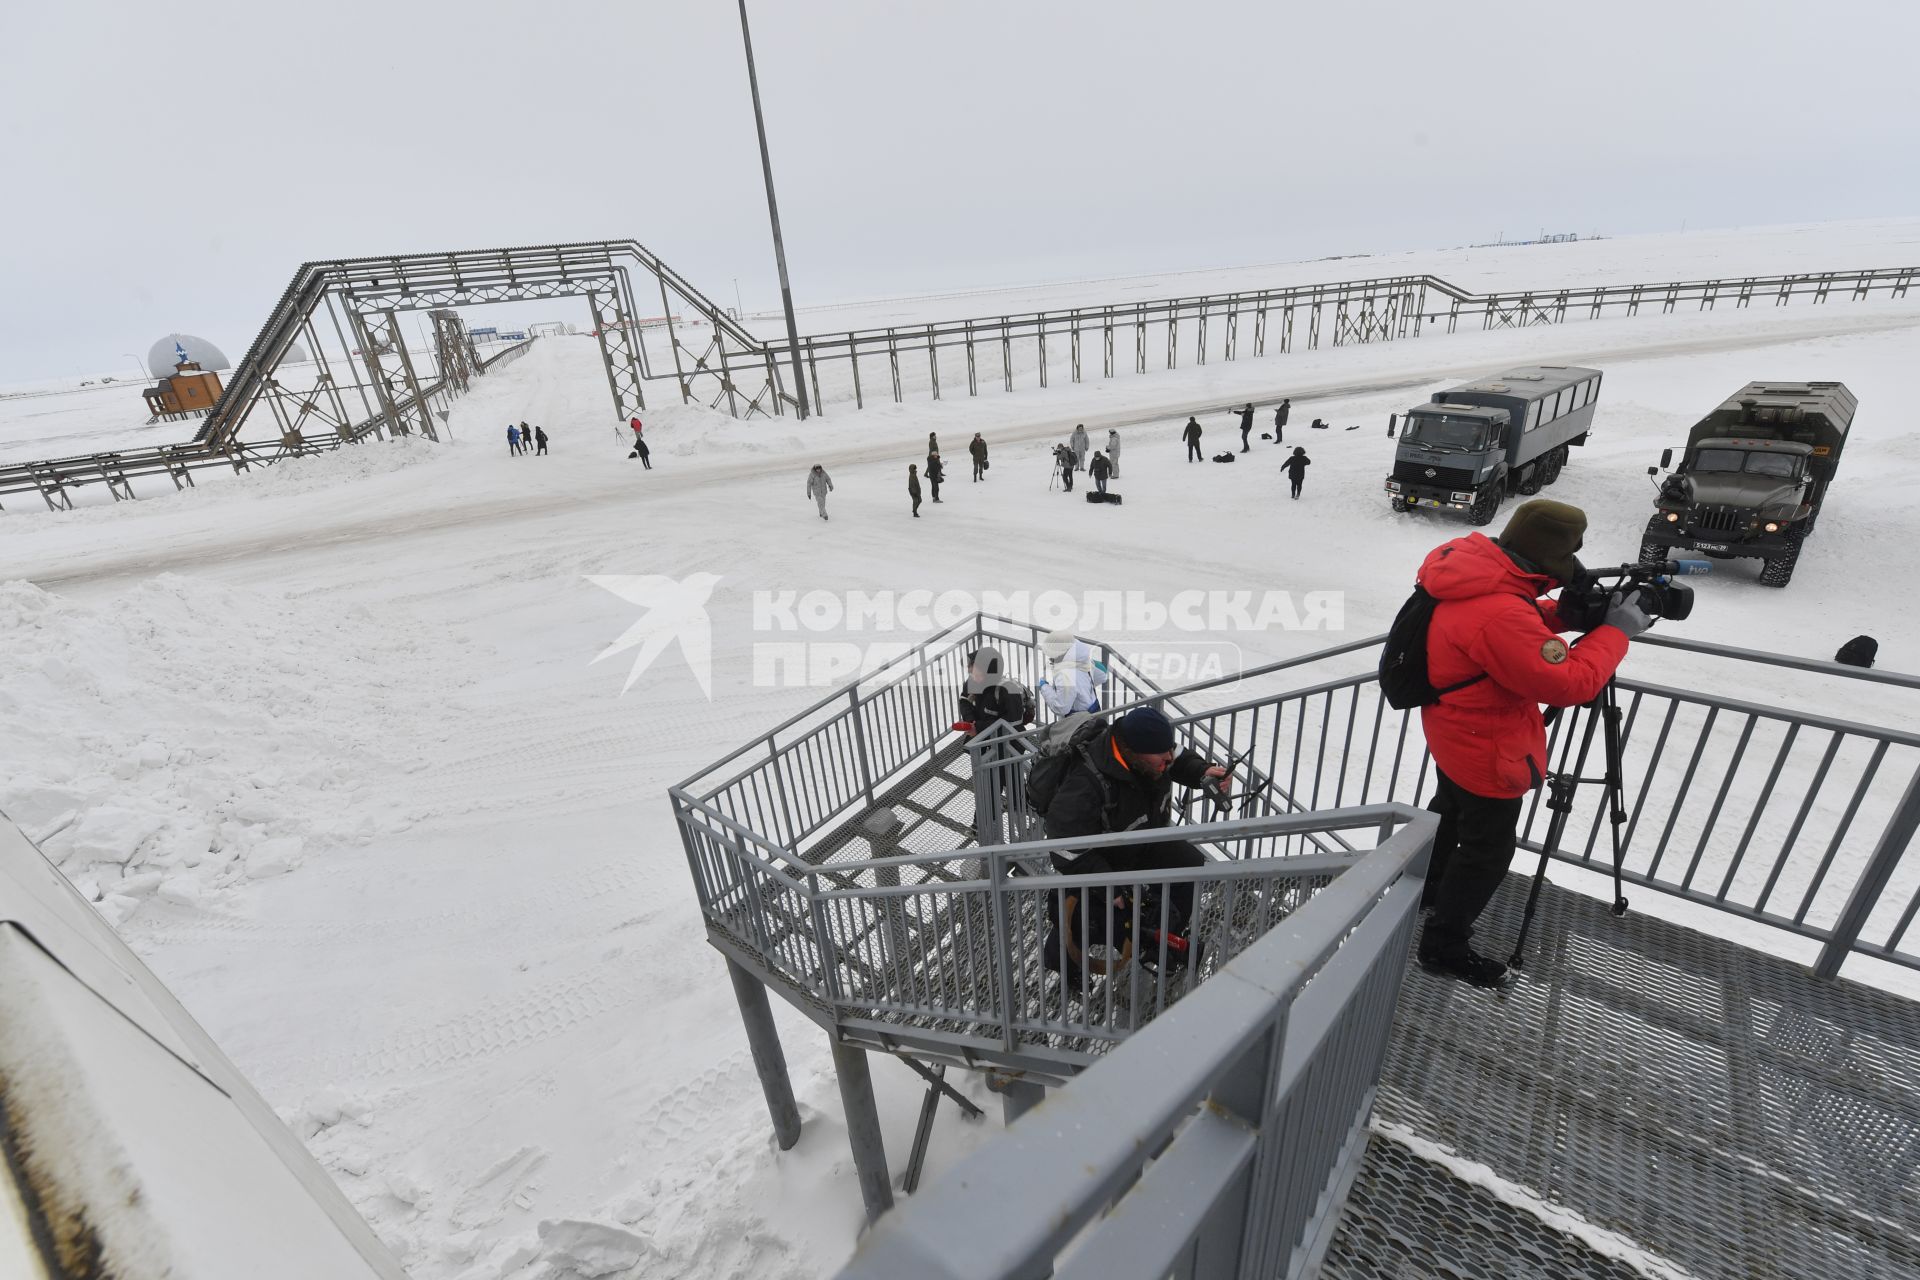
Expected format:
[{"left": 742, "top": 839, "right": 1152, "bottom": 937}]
[
  {"left": 1385, "top": 480, "right": 1400, "bottom": 492},
  {"left": 1665, "top": 512, "right": 1680, "bottom": 523},
  {"left": 1764, "top": 521, "right": 1780, "bottom": 533},
  {"left": 1450, "top": 491, "right": 1473, "bottom": 502}
]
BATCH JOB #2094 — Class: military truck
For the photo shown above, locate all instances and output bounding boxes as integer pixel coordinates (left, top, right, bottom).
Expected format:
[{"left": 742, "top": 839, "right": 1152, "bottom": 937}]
[
  {"left": 1639, "top": 381, "right": 1854, "bottom": 588},
  {"left": 1384, "top": 365, "right": 1601, "bottom": 525}
]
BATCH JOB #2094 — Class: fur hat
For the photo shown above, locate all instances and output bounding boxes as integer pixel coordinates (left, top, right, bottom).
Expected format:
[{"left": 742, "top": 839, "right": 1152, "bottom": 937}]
[{"left": 1498, "top": 499, "right": 1588, "bottom": 584}]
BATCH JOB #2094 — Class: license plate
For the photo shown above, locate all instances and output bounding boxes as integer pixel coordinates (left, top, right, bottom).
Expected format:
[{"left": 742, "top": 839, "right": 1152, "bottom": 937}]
[
  {"left": 1424, "top": 499, "right": 1446, "bottom": 508},
  {"left": 1694, "top": 542, "right": 1729, "bottom": 552}
]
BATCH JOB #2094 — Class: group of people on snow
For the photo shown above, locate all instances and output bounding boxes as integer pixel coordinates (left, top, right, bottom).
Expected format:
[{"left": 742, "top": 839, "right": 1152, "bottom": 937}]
[{"left": 506, "top": 421, "right": 548, "bottom": 456}]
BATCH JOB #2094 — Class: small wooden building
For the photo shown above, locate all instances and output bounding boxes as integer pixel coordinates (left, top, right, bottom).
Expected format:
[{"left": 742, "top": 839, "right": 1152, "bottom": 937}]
[{"left": 144, "top": 359, "right": 223, "bottom": 420}]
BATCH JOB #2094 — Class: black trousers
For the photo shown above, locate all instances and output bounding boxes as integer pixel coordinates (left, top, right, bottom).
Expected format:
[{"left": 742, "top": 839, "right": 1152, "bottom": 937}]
[
  {"left": 1421, "top": 768, "right": 1524, "bottom": 958},
  {"left": 1187, "top": 441, "right": 1202, "bottom": 461},
  {"left": 1241, "top": 426, "right": 1251, "bottom": 451},
  {"left": 1289, "top": 479, "right": 1303, "bottom": 498},
  {"left": 1051, "top": 840, "right": 1208, "bottom": 932}
]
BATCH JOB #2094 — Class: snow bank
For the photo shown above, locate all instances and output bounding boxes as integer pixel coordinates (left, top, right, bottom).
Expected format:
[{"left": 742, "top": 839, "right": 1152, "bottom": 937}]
[{"left": 0, "top": 574, "right": 461, "bottom": 921}]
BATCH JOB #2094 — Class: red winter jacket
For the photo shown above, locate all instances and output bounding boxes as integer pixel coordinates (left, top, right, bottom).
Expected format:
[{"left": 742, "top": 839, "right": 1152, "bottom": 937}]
[{"left": 1418, "top": 533, "right": 1630, "bottom": 799}]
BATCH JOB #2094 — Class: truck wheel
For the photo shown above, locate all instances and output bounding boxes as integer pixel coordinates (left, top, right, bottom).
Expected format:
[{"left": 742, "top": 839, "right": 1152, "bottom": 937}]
[
  {"left": 1467, "top": 490, "right": 1499, "bottom": 526},
  {"left": 1758, "top": 540, "right": 1800, "bottom": 588},
  {"left": 1518, "top": 466, "right": 1543, "bottom": 496},
  {"left": 1639, "top": 516, "right": 1669, "bottom": 566},
  {"left": 1542, "top": 448, "right": 1565, "bottom": 486}
]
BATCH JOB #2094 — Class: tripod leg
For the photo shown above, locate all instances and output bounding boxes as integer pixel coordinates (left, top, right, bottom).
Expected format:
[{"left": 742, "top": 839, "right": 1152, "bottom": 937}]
[
  {"left": 1509, "top": 700, "right": 1601, "bottom": 969},
  {"left": 1600, "top": 682, "right": 1631, "bottom": 916}
]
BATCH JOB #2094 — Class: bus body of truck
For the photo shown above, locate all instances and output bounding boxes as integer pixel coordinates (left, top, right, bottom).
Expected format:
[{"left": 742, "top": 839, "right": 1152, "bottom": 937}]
[
  {"left": 1639, "top": 381, "right": 1854, "bottom": 589},
  {"left": 1384, "top": 365, "right": 1602, "bottom": 525}
]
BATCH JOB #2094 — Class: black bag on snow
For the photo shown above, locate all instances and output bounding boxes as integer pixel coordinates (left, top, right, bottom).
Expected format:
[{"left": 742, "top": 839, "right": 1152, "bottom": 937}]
[
  {"left": 1212, "top": 452, "right": 1236, "bottom": 463},
  {"left": 1024, "top": 712, "right": 1106, "bottom": 816},
  {"left": 1378, "top": 585, "right": 1486, "bottom": 710}
]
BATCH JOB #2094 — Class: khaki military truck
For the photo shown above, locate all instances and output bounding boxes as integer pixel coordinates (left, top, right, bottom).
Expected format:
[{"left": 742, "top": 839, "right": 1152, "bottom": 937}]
[{"left": 1640, "top": 381, "right": 1854, "bottom": 588}]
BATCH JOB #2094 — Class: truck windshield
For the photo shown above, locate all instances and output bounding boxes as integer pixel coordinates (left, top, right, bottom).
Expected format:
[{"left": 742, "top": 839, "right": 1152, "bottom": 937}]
[
  {"left": 1692, "top": 448, "right": 1800, "bottom": 478},
  {"left": 1402, "top": 415, "right": 1485, "bottom": 451}
]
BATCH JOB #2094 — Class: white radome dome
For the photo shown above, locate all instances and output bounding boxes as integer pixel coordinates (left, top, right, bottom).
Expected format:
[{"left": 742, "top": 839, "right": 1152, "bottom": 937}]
[{"left": 147, "top": 333, "right": 230, "bottom": 377}]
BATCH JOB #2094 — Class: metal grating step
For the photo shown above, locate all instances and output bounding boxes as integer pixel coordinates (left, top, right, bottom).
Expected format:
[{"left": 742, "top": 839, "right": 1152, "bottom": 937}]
[{"left": 1325, "top": 873, "right": 1920, "bottom": 1280}]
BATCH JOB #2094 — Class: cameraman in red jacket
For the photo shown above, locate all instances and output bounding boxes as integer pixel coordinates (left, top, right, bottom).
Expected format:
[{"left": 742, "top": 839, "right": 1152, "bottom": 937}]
[{"left": 1416, "top": 500, "right": 1652, "bottom": 987}]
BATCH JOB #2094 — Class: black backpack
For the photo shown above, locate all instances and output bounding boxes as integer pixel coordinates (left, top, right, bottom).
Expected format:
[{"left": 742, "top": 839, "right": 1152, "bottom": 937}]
[
  {"left": 1378, "top": 585, "right": 1486, "bottom": 710},
  {"left": 1025, "top": 712, "right": 1109, "bottom": 816}
]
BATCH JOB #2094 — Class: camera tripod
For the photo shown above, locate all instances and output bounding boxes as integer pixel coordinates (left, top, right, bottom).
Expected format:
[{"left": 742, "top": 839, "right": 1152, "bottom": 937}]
[{"left": 1508, "top": 676, "right": 1631, "bottom": 969}]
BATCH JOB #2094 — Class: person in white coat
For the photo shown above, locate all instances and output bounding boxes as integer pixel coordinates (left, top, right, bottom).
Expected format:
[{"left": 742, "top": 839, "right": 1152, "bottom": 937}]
[
  {"left": 1037, "top": 629, "right": 1109, "bottom": 717},
  {"left": 1069, "top": 424, "right": 1091, "bottom": 472},
  {"left": 1105, "top": 429, "right": 1121, "bottom": 479}
]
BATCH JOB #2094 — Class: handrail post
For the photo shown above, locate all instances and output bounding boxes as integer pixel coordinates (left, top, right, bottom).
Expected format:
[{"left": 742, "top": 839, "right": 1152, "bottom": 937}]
[
  {"left": 1813, "top": 765, "right": 1920, "bottom": 979},
  {"left": 849, "top": 686, "right": 876, "bottom": 805}
]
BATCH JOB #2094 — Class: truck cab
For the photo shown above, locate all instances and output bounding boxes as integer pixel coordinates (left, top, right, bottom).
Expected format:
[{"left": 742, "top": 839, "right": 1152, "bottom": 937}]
[{"left": 1386, "top": 404, "right": 1512, "bottom": 523}]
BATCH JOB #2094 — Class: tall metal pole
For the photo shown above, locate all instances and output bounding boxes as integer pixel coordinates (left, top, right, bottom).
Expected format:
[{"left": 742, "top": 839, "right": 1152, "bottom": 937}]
[{"left": 737, "top": 0, "right": 810, "bottom": 420}]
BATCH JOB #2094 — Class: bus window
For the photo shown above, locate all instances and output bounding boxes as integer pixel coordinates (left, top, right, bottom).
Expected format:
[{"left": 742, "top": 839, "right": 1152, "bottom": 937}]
[
  {"left": 1527, "top": 401, "right": 1542, "bottom": 431},
  {"left": 1548, "top": 391, "right": 1563, "bottom": 420},
  {"left": 1574, "top": 381, "right": 1588, "bottom": 409}
]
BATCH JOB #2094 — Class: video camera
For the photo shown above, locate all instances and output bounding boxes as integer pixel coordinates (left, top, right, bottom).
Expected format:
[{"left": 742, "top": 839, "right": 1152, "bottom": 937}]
[{"left": 1558, "top": 558, "right": 1710, "bottom": 631}]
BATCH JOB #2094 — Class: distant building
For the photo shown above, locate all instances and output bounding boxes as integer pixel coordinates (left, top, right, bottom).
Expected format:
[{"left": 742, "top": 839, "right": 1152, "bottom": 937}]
[{"left": 143, "top": 356, "right": 223, "bottom": 421}]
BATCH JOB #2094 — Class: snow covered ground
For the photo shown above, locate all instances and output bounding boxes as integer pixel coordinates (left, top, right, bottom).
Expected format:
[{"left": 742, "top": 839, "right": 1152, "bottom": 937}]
[{"left": 3, "top": 221, "right": 1919, "bottom": 1277}]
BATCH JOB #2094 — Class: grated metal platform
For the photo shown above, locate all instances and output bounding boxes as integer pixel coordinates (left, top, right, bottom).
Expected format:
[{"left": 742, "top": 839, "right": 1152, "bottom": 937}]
[{"left": 1323, "top": 873, "right": 1920, "bottom": 1280}]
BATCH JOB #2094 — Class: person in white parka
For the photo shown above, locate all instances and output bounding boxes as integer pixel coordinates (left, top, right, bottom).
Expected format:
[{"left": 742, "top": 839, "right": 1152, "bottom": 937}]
[
  {"left": 1105, "top": 429, "right": 1122, "bottom": 479},
  {"left": 1037, "top": 629, "right": 1109, "bottom": 718}
]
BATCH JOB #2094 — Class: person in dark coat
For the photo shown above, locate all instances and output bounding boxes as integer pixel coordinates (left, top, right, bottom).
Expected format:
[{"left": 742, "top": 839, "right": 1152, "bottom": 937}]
[
  {"left": 1282, "top": 447, "right": 1311, "bottom": 498},
  {"left": 1273, "top": 399, "right": 1290, "bottom": 444},
  {"left": 908, "top": 463, "right": 923, "bottom": 517},
  {"left": 1089, "top": 450, "right": 1111, "bottom": 496},
  {"left": 1182, "top": 416, "right": 1203, "bottom": 462},
  {"left": 519, "top": 422, "right": 532, "bottom": 458},
  {"left": 927, "top": 452, "right": 945, "bottom": 502},
  {"left": 1039, "top": 707, "right": 1228, "bottom": 980},
  {"left": 534, "top": 426, "right": 549, "bottom": 456},
  {"left": 1054, "top": 443, "right": 1075, "bottom": 493},
  {"left": 1835, "top": 635, "right": 1878, "bottom": 668},
  {"left": 633, "top": 433, "right": 652, "bottom": 468},
  {"left": 1235, "top": 403, "right": 1255, "bottom": 452},
  {"left": 970, "top": 433, "right": 989, "bottom": 481}
]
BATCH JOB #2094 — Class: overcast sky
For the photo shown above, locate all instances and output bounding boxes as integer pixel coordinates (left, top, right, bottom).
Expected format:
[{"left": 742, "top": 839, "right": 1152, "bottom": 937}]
[{"left": 3, "top": 0, "right": 1916, "bottom": 379}]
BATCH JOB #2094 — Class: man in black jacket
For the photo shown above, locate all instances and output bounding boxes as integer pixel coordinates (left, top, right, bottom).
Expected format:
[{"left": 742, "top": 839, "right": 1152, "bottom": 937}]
[
  {"left": 1040, "top": 707, "right": 1226, "bottom": 978},
  {"left": 1273, "top": 399, "right": 1290, "bottom": 444},
  {"left": 1235, "top": 402, "right": 1255, "bottom": 452},
  {"left": 1182, "top": 417, "right": 1204, "bottom": 462}
]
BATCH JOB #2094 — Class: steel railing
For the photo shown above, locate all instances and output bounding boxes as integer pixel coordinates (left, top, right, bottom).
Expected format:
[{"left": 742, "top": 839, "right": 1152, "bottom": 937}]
[{"left": 836, "top": 804, "right": 1434, "bottom": 1280}]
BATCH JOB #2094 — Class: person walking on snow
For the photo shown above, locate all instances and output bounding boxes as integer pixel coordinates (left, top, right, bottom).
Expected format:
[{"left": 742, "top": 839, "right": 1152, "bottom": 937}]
[
  {"left": 1182, "top": 416, "right": 1204, "bottom": 462},
  {"left": 1070, "top": 424, "right": 1090, "bottom": 472},
  {"left": 1234, "top": 402, "right": 1255, "bottom": 452},
  {"left": 1273, "top": 399, "right": 1290, "bottom": 445},
  {"left": 806, "top": 464, "right": 834, "bottom": 520},
  {"left": 908, "top": 463, "right": 923, "bottom": 517},
  {"left": 507, "top": 424, "right": 521, "bottom": 456},
  {"left": 1089, "top": 450, "right": 1112, "bottom": 497},
  {"left": 1283, "top": 446, "right": 1311, "bottom": 498},
  {"left": 970, "top": 433, "right": 989, "bottom": 481},
  {"left": 927, "top": 452, "right": 945, "bottom": 503},
  {"left": 519, "top": 422, "right": 533, "bottom": 458},
  {"left": 1106, "top": 429, "right": 1122, "bottom": 479},
  {"left": 534, "top": 425, "right": 549, "bottom": 456}
]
